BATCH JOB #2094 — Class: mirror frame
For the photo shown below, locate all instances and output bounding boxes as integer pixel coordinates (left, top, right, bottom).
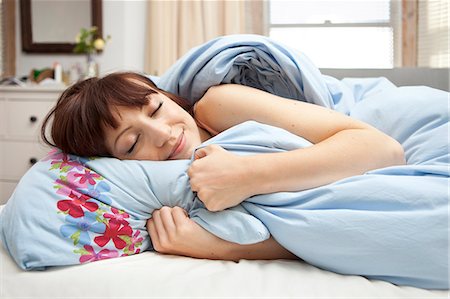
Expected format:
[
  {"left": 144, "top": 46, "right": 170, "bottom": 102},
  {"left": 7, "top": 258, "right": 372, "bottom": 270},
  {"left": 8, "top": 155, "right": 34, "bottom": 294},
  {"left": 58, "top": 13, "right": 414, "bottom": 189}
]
[
  {"left": 20, "top": 0, "right": 102, "bottom": 53},
  {"left": 2, "top": 0, "right": 16, "bottom": 77}
]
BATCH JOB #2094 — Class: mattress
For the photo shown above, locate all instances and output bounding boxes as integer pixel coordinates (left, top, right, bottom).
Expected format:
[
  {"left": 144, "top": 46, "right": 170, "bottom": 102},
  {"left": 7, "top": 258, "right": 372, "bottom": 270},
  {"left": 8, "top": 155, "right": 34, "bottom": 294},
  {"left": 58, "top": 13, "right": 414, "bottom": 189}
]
[{"left": 0, "top": 205, "right": 447, "bottom": 299}]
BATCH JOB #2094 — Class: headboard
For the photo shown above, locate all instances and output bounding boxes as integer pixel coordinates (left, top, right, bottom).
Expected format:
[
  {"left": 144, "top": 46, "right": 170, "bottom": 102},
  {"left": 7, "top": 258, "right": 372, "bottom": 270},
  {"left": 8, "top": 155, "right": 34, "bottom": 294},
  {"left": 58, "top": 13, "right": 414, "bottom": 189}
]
[{"left": 321, "top": 68, "right": 449, "bottom": 91}]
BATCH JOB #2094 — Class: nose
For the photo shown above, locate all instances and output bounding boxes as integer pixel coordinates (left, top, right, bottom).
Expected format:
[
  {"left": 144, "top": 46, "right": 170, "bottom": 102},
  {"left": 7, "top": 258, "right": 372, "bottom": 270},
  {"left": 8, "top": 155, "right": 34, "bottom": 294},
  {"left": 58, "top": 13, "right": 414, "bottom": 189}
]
[{"left": 149, "top": 121, "right": 171, "bottom": 148}]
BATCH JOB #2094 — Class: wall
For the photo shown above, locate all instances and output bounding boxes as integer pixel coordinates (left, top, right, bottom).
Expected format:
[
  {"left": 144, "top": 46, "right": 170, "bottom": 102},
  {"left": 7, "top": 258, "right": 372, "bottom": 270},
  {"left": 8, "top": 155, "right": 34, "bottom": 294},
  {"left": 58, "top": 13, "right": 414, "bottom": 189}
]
[{"left": 15, "top": 0, "right": 147, "bottom": 78}]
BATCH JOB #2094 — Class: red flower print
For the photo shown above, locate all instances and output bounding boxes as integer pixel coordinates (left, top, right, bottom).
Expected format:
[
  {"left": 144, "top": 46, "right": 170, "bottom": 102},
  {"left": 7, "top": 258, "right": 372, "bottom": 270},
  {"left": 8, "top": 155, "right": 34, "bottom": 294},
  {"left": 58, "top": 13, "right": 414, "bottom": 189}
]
[
  {"left": 104, "top": 207, "right": 130, "bottom": 226},
  {"left": 42, "top": 149, "right": 65, "bottom": 161},
  {"left": 73, "top": 169, "right": 101, "bottom": 186},
  {"left": 79, "top": 245, "right": 119, "bottom": 263},
  {"left": 128, "top": 230, "right": 144, "bottom": 252},
  {"left": 56, "top": 171, "right": 88, "bottom": 195},
  {"left": 94, "top": 221, "right": 132, "bottom": 249},
  {"left": 57, "top": 192, "right": 99, "bottom": 218},
  {"left": 121, "top": 248, "right": 140, "bottom": 257},
  {"left": 55, "top": 179, "right": 83, "bottom": 198},
  {"left": 51, "top": 155, "right": 83, "bottom": 171}
]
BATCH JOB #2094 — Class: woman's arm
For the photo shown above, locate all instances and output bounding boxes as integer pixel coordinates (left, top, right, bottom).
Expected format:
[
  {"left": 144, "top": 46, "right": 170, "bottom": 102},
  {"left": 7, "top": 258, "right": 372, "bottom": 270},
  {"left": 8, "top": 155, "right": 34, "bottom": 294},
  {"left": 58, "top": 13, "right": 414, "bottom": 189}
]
[
  {"left": 146, "top": 206, "right": 297, "bottom": 261},
  {"left": 189, "top": 84, "right": 405, "bottom": 211}
]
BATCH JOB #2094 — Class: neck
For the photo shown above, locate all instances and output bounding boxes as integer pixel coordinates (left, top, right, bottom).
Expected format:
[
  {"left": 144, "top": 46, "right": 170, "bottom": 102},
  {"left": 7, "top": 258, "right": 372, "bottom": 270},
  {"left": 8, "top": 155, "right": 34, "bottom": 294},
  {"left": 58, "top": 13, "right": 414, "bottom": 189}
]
[{"left": 199, "top": 127, "right": 212, "bottom": 142}]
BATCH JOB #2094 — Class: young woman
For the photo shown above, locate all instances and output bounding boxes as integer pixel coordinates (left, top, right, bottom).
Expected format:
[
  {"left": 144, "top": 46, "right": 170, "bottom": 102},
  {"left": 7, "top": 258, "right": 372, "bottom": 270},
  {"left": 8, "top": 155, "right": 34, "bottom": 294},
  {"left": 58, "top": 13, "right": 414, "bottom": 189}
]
[{"left": 41, "top": 71, "right": 405, "bottom": 262}]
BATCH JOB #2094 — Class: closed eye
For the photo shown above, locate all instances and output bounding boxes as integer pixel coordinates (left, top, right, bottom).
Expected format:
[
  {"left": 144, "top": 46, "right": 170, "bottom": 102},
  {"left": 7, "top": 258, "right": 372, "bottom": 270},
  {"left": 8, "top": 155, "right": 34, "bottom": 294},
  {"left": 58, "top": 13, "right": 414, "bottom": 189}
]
[
  {"left": 127, "top": 134, "right": 140, "bottom": 154},
  {"left": 151, "top": 101, "right": 163, "bottom": 117}
]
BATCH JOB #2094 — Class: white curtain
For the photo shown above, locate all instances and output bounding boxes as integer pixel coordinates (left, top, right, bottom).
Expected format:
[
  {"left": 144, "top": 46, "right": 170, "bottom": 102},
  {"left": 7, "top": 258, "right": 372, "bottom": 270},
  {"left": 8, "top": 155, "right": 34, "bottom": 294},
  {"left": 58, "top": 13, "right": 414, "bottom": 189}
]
[{"left": 144, "top": 0, "right": 264, "bottom": 76}]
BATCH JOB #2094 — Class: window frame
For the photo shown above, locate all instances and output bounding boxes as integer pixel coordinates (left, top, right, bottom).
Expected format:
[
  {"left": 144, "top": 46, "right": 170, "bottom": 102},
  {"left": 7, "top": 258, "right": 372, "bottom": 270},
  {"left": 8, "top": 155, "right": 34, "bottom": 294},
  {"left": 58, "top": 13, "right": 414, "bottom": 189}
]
[{"left": 266, "top": 0, "right": 402, "bottom": 68}]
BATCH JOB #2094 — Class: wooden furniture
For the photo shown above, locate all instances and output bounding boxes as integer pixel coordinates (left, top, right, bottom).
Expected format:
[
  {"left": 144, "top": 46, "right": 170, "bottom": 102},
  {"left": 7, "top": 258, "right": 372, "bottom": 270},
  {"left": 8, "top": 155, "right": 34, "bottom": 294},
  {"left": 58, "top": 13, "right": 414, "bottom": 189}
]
[{"left": 0, "top": 86, "right": 63, "bottom": 204}]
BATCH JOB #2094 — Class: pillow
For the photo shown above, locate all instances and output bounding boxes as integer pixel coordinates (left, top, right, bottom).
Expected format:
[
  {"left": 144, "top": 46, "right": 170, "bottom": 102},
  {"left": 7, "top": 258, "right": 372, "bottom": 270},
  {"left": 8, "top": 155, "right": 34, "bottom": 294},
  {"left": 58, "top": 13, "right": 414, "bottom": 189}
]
[
  {"left": 0, "top": 121, "right": 310, "bottom": 270},
  {"left": 0, "top": 151, "right": 151, "bottom": 270}
]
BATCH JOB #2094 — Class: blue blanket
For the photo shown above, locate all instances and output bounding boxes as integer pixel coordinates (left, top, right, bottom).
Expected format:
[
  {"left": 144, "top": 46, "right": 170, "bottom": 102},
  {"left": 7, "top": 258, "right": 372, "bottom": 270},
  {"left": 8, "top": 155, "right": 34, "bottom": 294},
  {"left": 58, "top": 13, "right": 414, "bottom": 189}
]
[
  {"left": 157, "top": 34, "right": 397, "bottom": 115},
  {"left": 0, "top": 35, "right": 448, "bottom": 290},
  {"left": 157, "top": 34, "right": 448, "bottom": 289}
]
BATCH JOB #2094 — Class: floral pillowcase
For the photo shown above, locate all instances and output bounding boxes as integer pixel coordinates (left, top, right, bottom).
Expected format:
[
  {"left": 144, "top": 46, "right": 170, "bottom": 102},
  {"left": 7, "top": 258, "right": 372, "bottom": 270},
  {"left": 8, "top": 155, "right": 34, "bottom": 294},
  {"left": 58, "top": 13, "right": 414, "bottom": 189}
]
[{"left": 0, "top": 149, "right": 152, "bottom": 270}]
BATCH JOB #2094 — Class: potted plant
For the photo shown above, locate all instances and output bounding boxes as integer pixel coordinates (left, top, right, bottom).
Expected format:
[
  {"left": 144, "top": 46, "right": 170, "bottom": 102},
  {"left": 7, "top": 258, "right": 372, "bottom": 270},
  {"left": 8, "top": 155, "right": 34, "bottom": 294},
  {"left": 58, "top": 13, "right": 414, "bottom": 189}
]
[{"left": 74, "top": 27, "right": 110, "bottom": 78}]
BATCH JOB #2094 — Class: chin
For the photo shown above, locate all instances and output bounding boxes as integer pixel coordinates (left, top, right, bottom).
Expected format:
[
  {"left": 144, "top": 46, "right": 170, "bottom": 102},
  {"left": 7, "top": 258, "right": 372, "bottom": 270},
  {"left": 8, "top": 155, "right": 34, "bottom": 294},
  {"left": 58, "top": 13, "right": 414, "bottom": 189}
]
[{"left": 184, "top": 146, "right": 194, "bottom": 159}]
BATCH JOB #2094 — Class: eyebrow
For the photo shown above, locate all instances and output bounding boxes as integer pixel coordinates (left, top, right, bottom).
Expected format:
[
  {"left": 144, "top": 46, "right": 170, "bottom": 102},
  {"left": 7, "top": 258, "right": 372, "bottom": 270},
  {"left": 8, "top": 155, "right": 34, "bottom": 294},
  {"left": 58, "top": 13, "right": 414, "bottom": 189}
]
[{"left": 112, "top": 105, "right": 146, "bottom": 153}]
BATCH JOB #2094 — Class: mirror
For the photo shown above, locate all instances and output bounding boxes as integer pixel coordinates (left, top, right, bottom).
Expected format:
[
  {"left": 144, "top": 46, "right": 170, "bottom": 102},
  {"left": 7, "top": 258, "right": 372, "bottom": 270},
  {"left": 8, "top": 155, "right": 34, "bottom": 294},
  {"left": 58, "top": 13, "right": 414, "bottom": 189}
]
[{"left": 20, "top": 0, "right": 102, "bottom": 53}]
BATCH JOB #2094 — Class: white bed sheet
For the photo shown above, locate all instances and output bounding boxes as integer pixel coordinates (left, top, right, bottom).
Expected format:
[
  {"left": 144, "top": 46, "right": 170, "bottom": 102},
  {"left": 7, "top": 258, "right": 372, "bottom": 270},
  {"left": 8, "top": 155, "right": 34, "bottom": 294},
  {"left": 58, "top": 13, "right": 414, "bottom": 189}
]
[{"left": 0, "top": 206, "right": 448, "bottom": 298}]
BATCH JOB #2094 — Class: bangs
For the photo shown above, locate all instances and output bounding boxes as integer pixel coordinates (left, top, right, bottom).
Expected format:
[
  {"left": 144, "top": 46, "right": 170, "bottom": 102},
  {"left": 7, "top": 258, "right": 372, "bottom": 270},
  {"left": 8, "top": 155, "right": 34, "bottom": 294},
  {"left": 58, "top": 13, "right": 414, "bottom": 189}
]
[{"left": 95, "top": 73, "right": 158, "bottom": 130}]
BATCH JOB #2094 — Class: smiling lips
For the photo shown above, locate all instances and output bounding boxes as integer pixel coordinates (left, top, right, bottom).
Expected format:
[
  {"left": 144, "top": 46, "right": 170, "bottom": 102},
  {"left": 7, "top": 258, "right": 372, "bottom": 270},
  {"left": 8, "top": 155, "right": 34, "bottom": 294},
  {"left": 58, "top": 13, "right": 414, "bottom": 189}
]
[{"left": 168, "top": 131, "right": 186, "bottom": 159}]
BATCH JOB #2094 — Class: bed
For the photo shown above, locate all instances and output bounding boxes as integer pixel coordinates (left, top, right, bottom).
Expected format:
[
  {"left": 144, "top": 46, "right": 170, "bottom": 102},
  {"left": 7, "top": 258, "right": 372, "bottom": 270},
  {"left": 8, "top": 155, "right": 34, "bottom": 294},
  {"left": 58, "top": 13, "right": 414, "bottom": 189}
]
[
  {"left": 0, "top": 35, "right": 448, "bottom": 298},
  {"left": 0, "top": 219, "right": 446, "bottom": 298},
  {"left": 0, "top": 195, "right": 447, "bottom": 298}
]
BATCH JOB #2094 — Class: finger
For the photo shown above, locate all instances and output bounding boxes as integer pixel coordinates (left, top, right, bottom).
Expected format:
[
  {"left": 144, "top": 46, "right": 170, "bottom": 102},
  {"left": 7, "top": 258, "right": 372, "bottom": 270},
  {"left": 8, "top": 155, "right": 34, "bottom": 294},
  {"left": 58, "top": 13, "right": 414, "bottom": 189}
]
[
  {"left": 159, "top": 206, "right": 176, "bottom": 233},
  {"left": 208, "top": 144, "right": 224, "bottom": 153},
  {"left": 187, "top": 166, "right": 199, "bottom": 191},
  {"left": 172, "top": 206, "right": 189, "bottom": 227},
  {"left": 187, "top": 164, "right": 195, "bottom": 180},
  {"left": 146, "top": 219, "right": 161, "bottom": 250},
  {"left": 189, "top": 178, "right": 198, "bottom": 192},
  {"left": 151, "top": 210, "right": 168, "bottom": 244},
  {"left": 194, "top": 147, "right": 208, "bottom": 160},
  {"left": 194, "top": 144, "right": 220, "bottom": 160},
  {"left": 178, "top": 206, "right": 189, "bottom": 217},
  {"left": 146, "top": 218, "right": 157, "bottom": 239}
]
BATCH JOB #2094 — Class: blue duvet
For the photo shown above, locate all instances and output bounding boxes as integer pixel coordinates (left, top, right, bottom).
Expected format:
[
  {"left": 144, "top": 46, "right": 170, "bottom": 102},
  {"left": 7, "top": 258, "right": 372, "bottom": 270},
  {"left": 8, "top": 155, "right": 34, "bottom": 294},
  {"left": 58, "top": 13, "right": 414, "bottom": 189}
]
[
  {"left": 0, "top": 35, "right": 448, "bottom": 290},
  {"left": 158, "top": 35, "right": 449, "bottom": 288}
]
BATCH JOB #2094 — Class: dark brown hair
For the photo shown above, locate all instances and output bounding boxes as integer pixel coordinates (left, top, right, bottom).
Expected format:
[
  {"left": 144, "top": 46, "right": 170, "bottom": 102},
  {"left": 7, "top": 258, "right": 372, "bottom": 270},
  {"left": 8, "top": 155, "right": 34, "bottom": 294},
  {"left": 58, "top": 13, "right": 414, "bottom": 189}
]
[{"left": 41, "top": 72, "right": 191, "bottom": 157}]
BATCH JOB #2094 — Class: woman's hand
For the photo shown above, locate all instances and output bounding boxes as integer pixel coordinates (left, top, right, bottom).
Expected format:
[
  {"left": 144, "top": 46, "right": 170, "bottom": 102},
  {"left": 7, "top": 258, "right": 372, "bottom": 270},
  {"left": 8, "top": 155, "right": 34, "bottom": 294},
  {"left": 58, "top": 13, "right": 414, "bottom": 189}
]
[
  {"left": 146, "top": 206, "right": 228, "bottom": 259},
  {"left": 188, "top": 145, "right": 254, "bottom": 212},
  {"left": 146, "top": 206, "right": 298, "bottom": 261}
]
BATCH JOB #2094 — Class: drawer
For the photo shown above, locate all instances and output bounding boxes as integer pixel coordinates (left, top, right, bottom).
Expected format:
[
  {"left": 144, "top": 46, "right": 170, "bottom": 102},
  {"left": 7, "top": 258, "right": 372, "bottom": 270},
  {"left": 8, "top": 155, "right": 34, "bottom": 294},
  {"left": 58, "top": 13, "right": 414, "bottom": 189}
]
[
  {"left": 0, "top": 181, "right": 17, "bottom": 205},
  {"left": 5, "top": 100, "right": 55, "bottom": 140},
  {"left": 0, "top": 141, "right": 51, "bottom": 180}
]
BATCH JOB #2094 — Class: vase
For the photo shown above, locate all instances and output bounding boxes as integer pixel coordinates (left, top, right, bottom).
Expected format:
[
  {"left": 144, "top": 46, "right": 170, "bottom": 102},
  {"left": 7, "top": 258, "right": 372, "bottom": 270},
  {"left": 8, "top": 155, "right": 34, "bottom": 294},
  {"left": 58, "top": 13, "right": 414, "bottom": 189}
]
[{"left": 85, "top": 54, "right": 99, "bottom": 78}]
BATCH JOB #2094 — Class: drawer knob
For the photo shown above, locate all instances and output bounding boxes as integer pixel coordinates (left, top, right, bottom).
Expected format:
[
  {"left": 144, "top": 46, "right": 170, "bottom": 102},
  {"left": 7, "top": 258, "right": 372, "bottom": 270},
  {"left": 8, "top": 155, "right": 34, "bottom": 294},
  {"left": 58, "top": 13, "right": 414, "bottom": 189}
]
[
  {"left": 29, "top": 116, "right": 38, "bottom": 123},
  {"left": 29, "top": 157, "right": 38, "bottom": 165}
]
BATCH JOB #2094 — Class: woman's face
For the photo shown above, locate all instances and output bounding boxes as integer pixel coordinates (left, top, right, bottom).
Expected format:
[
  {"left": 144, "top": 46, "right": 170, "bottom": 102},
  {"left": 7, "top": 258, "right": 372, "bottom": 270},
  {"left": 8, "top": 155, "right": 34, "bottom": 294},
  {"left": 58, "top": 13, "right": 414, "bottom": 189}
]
[{"left": 104, "top": 91, "right": 209, "bottom": 161}]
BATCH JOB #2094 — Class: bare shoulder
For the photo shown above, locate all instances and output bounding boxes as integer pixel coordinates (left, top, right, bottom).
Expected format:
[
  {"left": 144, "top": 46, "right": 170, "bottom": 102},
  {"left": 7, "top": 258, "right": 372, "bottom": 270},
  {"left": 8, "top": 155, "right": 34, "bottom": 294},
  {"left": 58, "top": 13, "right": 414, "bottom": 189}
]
[
  {"left": 195, "top": 84, "right": 283, "bottom": 132},
  {"left": 195, "top": 84, "right": 371, "bottom": 143},
  {"left": 203, "top": 83, "right": 258, "bottom": 96},
  {"left": 197, "top": 84, "right": 261, "bottom": 112}
]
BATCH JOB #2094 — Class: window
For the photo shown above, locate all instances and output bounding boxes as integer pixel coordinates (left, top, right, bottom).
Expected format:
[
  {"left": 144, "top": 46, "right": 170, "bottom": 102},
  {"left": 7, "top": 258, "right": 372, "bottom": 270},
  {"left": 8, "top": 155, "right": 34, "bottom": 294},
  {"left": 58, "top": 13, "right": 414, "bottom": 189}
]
[
  {"left": 268, "top": 0, "right": 400, "bottom": 69},
  {"left": 418, "top": 0, "right": 449, "bottom": 68}
]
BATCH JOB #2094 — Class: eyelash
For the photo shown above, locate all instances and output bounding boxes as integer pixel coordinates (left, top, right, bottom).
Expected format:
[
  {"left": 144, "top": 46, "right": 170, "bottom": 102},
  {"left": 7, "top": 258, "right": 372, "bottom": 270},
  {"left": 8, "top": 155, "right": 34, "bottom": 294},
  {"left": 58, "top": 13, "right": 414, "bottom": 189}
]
[
  {"left": 151, "top": 101, "right": 163, "bottom": 117},
  {"left": 127, "top": 134, "right": 140, "bottom": 154},
  {"left": 127, "top": 101, "right": 163, "bottom": 155}
]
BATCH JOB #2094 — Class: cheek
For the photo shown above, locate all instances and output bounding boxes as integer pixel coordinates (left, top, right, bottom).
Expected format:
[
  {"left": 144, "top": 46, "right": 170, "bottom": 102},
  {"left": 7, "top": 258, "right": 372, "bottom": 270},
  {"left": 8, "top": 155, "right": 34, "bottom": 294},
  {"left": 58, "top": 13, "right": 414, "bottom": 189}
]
[
  {"left": 133, "top": 137, "right": 161, "bottom": 160},
  {"left": 179, "top": 109, "right": 196, "bottom": 126},
  {"left": 120, "top": 135, "right": 135, "bottom": 149},
  {"left": 135, "top": 149, "right": 160, "bottom": 161},
  {"left": 102, "top": 129, "right": 117, "bottom": 154},
  {"left": 110, "top": 134, "right": 135, "bottom": 157}
]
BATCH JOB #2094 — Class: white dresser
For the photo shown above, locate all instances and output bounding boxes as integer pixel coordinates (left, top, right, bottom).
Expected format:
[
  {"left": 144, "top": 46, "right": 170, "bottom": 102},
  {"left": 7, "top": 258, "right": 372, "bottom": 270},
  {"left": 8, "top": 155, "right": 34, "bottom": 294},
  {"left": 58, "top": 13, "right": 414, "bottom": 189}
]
[{"left": 0, "top": 86, "right": 64, "bottom": 204}]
